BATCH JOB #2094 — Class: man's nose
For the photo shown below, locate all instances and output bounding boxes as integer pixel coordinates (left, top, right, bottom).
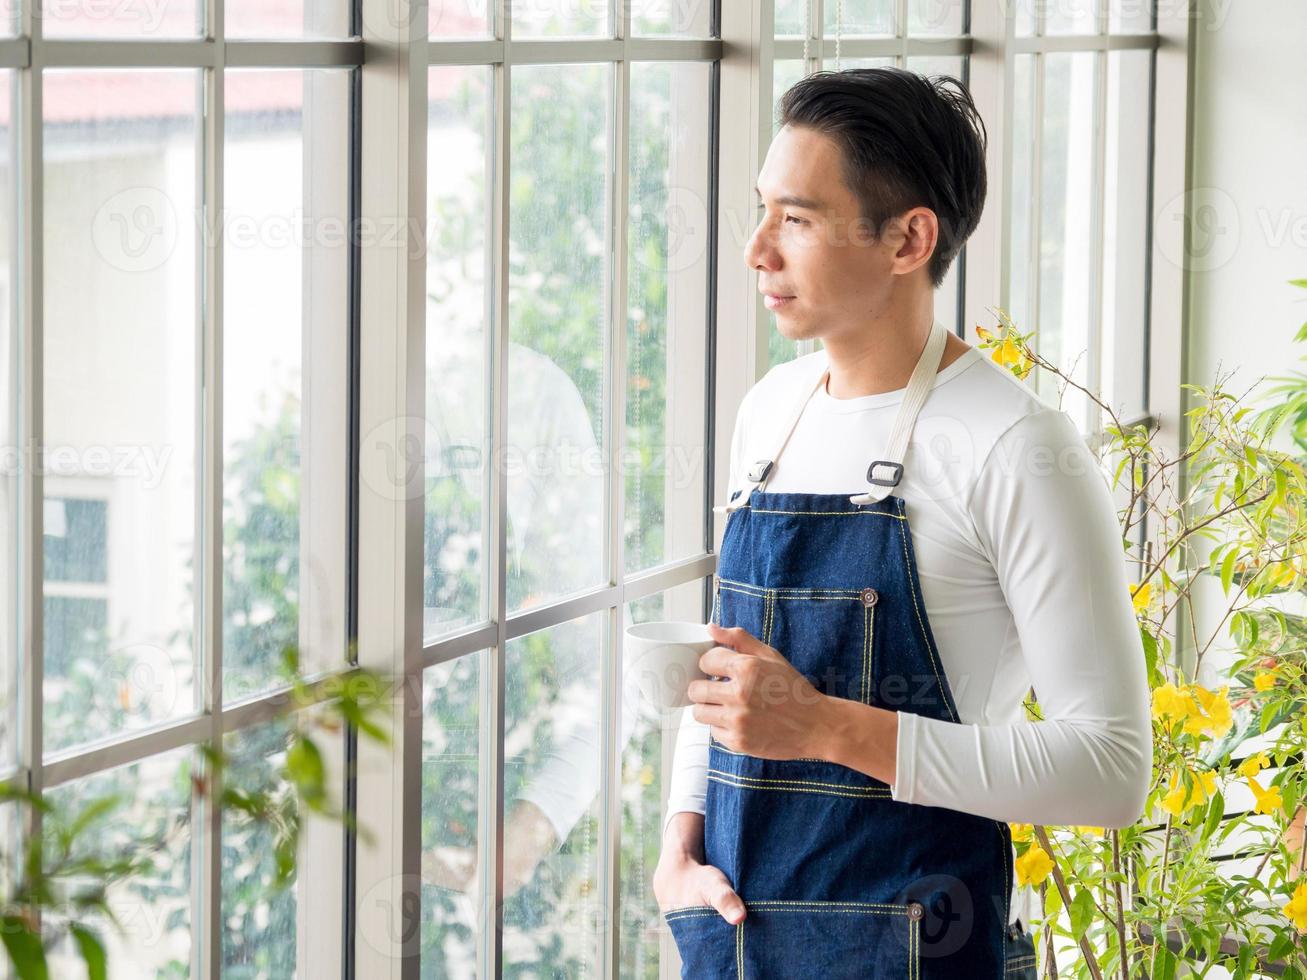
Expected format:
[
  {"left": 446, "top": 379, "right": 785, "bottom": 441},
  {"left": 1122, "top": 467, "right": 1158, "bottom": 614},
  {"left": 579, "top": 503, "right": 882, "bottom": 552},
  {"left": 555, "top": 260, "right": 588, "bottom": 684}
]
[{"left": 744, "top": 219, "right": 779, "bottom": 271}]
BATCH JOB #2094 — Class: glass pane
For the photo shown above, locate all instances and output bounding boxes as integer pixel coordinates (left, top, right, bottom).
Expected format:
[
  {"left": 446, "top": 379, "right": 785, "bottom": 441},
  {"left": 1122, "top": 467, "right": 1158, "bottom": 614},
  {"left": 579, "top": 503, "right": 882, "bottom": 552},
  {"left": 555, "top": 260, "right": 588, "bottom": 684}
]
[
  {"left": 0, "top": 70, "right": 15, "bottom": 772},
  {"left": 908, "top": 0, "right": 964, "bottom": 35},
  {"left": 45, "top": 749, "right": 193, "bottom": 977},
  {"left": 1007, "top": 54, "right": 1036, "bottom": 334},
  {"left": 0, "top": 2, "right": 12, "bottom": 36},
  {"left": 221, "top": 720, "right": 325, "bottom": 976},
  {"left": 1046, "top": 0, "right": 1102, "bottom": 34},
  {"left": 619, "top": 580, "right": 705, "bottom": 979},
  {"left": 633, "top": 0, "right": 712, "bottom": 35},
  {"left": 821, "top": 55, "right": 895, "bottom": 71},
  {"left": 431, "top": 0, "right": 492, "bottom": 37},
  {"left": 769, "top": 60, "right": 807, "bottom": 372},
  {"left": 42, "top": 70, "right": 199, "bottom": 755},
  {"left": 227, "top": 0, "right": 350, "bottom": 38},
  {"left": 907, "top": 56, "right": 966, "bottom": 337},
  {"left": 420, "top": 651, "right": 485, "bottom": 977},
  {"left": 626, "top": 62, "right": 710, "bottom": 576},
  {"left": 825, "top": 0, "right": 893, "bottom": 36},
  {"left": 1014, "top": 0, "right": 1036, "bottom": 36},
  {"left": 425, "top": 66, "right": 492, "bottom": 643},
  {"left": 504, "top": 611, "right": 608, "bottom": 974},
  {"left": 224, "top": 69, "right": 351, "bottom": 703},
  {"left": 1111, "top": 0, "right": 1153, "bottom": 32},
  {"left": 775, "top": 0, "right": 806, "bottom": 36},
  {"left": 772, "top": 59, "right": 806, "bottom": 137},
  {"left": 1037, "top": 52, "right": 1098, "bottom": 425},
  {"left": 1101, "top": 50, "right": 1152, "bottom": 422},
  {"left": 510, "top": 0, "right": 606, "bottom": 37},
  {"left": 507, "top": 64, "right": 609, "bottom": 614},
  {"left": 41, "top": 0, "right": 198, "bottom": 37}
]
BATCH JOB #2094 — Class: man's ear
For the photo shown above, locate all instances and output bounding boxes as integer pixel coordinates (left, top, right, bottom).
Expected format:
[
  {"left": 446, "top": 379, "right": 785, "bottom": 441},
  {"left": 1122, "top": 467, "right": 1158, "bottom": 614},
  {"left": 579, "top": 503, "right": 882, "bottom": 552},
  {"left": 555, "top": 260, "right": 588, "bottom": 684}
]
[{"left": 889, "top": 207, "right": 938, "bottom": 278}]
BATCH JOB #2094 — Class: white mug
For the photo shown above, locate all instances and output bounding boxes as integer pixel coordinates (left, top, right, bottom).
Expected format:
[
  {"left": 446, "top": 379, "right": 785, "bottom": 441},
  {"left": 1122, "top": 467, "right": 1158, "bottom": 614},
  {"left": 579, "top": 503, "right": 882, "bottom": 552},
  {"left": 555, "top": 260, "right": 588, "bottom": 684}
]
[{"left": 623, "top": 621, "right": 715, "bottom": 709}]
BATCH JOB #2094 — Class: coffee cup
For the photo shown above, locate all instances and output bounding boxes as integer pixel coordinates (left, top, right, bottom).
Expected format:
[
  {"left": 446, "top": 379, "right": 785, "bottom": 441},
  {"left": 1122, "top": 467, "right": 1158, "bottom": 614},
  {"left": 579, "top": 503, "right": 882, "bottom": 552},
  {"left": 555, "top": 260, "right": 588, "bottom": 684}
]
[{"left": 623, "top": 621, "right": 715, "bottom": 709}]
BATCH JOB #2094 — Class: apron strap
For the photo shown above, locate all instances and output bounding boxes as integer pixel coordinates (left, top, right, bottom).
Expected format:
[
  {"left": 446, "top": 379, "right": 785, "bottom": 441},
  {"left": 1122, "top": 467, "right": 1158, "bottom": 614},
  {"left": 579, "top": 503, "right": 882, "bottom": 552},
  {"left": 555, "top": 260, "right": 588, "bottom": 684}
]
[
  {"left": 714, "top": 362, "right": 829, "bottom": 515},
  {"left": 713, "top": 320, "right": 950, "bottom": 514},
  {"left": 848, "top": 319, "right": 949, "bottom": 505}
]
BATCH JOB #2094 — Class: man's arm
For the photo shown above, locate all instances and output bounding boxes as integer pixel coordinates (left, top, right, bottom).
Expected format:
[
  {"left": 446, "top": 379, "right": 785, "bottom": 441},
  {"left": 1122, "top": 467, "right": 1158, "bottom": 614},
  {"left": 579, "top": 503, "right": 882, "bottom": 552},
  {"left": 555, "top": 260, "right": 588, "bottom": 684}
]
[{"left": 845, "top": 408, "right": 1153, "bottom": 829}]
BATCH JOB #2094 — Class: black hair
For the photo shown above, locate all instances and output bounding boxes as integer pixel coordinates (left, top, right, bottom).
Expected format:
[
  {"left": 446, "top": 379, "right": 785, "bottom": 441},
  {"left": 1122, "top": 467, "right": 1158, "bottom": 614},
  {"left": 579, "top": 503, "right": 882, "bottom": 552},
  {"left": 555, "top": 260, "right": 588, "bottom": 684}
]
[{"left": 778, "top": 67, "right": 988, "bottom": 289}]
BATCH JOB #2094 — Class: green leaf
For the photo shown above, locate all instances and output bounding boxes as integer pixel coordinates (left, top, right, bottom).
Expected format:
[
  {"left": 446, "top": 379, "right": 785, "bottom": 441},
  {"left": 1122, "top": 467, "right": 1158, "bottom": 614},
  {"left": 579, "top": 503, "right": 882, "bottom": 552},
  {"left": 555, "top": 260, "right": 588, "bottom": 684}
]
[
  {"left": 1221, "top": 548, "right": 1238, "bottom": 594},
  {"left": 0, "top": 916, "right": 48, "bottom": 980},
  {"left": 1201, "top": 790, "right": 1225, "bottom": 844},
  {"left": 1141, "top": 628, "right": 1159, "bottom": 681},
  {"left": 1150, "top": 942, "right": 1176, "bottom": 980},
  {"left": 1269, "top": 929, "right": 1296, "bottom": 960},
  {"left": 69, "top": 924, "right": 107, "bottom": 980},
  {"left": 286, "top": 736, "right": 327, "bottom": 808},
  {"left": 1069, "top": 887, "right": 1095, "bottom": 940}
]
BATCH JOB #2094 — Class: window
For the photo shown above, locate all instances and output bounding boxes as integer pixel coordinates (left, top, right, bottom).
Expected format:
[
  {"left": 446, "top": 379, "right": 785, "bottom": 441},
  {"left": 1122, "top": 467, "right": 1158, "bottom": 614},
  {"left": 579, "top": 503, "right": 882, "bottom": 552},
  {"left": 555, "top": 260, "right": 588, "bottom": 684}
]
[
  {"left": 4, "top": 4, "right": 357, "bottom": 977},
  {"left": 758, "top": 1, "right": 1158, "bottom": 440},
  {"left": 0, "top": 0, "right": 1185, "bottom": 976}
]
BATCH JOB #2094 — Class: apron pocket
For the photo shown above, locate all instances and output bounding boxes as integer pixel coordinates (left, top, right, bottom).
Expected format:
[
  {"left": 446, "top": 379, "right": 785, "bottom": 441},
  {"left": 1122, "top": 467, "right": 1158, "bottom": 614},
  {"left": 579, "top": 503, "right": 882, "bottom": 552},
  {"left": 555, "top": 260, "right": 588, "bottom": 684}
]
[
  {"left": 663, "top": 906, "right": 740, "bottom": 979},
  {"left": 735, "top": 900, "right": 922, "bottom": 979}
]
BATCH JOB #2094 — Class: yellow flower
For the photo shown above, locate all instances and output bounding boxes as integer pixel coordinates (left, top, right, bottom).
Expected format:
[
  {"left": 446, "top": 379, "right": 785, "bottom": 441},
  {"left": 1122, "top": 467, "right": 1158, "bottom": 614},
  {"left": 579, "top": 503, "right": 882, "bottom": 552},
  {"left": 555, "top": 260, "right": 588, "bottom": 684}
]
[
  {"left": 1184, "top": 684, "right": 1233, "bottom": 738},
  {"left": 1130, "top": 582, "right": 1152, "bottom": 614},
  {"left": 1073, "top": 825, "right": 1105, "bottom": 836},
  {"left": 1253, "top": 671, "right": 1276, "bottom": 692},
  {"left": 1248, "top": 776, "right": 1283, "bottom": 816},
  {"left": 1008, "top": 822, "right": 1033, "bottom": 842},
  {"left": 1161, "top": 768, "right": 1217, "bottom": 816},
  {"left": 977, "top": 325, "right": 1033, "bottom": 379},
  {"left": 1152, "top": 682, "right": 1197, "bottom": 724},
  {"left": 1237, "top": 752, "right": 1270, "bottom": 778},
  {"left": 1284, "top": 881, "right": 1307, "bottom": 933},
  {"left": 1015, "top": 845, "right": 1054, "bottom": 887}
]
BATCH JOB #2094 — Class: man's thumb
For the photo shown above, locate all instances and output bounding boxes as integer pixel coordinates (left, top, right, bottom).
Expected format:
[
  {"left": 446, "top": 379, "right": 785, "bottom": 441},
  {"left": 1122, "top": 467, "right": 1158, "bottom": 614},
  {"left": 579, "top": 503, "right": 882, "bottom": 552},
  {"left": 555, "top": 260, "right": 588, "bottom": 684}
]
[{"left": 704, "top": 871, "right": 746, "bottom": 924}]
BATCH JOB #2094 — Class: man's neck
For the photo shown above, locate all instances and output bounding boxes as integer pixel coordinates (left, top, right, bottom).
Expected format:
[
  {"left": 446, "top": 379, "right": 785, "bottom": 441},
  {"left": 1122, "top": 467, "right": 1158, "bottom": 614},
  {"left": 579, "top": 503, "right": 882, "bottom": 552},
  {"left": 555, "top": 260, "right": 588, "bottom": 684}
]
[{"left": 821, "top": 313, "right": 967, "bottom": 399}]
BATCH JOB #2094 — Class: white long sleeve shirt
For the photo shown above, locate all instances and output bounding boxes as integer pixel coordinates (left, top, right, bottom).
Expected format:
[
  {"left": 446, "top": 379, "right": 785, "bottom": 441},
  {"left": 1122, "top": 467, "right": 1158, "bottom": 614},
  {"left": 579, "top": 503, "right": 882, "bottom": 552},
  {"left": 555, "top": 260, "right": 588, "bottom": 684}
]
[{"left": 664, "top": 343, "right": 1154, "bottom": 927}]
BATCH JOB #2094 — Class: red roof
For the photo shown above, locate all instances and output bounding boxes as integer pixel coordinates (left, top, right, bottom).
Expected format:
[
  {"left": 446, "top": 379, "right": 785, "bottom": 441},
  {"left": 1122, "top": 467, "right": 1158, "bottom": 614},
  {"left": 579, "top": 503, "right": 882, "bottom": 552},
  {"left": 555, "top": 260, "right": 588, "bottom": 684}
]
[{"left": 8, "top": 5, "right": 486, "bottom": 126}]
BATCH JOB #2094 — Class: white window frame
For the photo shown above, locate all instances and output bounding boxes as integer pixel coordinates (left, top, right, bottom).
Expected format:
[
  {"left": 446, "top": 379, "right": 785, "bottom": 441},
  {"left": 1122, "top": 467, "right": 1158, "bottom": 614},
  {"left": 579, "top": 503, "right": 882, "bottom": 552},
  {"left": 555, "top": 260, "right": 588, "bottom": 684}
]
[{"left": 2, "top": 0, "right": 1200, "bottom": 974}]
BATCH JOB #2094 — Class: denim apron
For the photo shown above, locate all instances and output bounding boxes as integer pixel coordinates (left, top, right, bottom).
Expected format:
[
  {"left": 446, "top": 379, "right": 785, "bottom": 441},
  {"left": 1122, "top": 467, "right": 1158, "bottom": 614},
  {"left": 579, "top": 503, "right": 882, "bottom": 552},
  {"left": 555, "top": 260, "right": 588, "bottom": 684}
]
[{"left": 665, "top": 322, "right": 1029, "bottom": 978}]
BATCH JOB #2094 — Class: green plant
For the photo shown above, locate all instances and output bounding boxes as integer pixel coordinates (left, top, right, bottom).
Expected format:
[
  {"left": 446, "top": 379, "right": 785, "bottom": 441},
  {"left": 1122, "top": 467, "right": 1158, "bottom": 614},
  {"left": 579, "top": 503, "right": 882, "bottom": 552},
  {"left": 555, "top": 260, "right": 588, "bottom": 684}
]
[
  {"left": 978, "top": 285, "right": 1307, "bottom": 978},
  {"left": 0, "top": 645, "right": 393, "bottom": 980}
]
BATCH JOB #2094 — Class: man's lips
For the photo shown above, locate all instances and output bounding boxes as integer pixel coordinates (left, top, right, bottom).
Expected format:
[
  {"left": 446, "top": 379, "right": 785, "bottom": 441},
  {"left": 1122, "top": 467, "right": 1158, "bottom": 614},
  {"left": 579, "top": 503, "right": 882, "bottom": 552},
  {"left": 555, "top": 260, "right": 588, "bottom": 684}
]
[{"left": 763, "top": 293, "right": 795, "bottom": 309}]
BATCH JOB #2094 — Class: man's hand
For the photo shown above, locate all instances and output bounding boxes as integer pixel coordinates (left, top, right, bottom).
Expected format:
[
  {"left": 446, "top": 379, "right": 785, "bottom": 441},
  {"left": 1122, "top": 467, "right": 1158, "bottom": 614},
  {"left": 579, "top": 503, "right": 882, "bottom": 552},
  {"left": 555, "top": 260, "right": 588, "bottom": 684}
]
[
  {"left": 654, "top": 812, "right": 746, "bottom": 924},
  {"left": 688, "top": 623, "right": 830, "bottom": 761}
]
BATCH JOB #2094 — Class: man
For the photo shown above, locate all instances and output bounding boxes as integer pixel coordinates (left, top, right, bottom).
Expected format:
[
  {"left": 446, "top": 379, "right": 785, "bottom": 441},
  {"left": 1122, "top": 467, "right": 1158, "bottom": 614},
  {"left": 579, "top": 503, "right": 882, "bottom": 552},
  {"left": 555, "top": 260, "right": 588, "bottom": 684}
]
[{"left": 653, "top": 68, "right": 1152, "bottom": 977}]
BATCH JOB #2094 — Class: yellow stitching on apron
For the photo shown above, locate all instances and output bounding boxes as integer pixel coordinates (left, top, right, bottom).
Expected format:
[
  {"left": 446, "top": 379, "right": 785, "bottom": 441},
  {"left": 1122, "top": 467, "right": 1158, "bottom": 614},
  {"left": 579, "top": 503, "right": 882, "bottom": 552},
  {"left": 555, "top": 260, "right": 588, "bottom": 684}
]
[
  {"left": 747, "top": 507, "right": 906, "bottom": 518},
  {"left": 706, "top": 773, "right": 891, "bottom": 799},
  {"left": 862, "top": 603, "right": 871, "bottom": 704},
  {"left": 895, "top": 512, "right": 959, "bottom": 723},
  {"left": 707, "top": 768, "right": 890, "bottom": 793},
  {"left": 663, "top": 905, "right": 718, "bottom": 918},
  {"left": 912, "top": 915, "right": 918, "bottom": 979},
  {"left": 763, "top": 590, "right": 775, "bottom": 646},
  {"left": 708, "top": 738, "right": 826, "bottom": 764},
  {"left": 735, "top": 919, "right": 743, "bottom": 978},
  {"left": 999, "top": 819, "right": 1011, "bottom": 967},
  {"left": 743, "top": 900, "right": 908, "bottom": 913}
]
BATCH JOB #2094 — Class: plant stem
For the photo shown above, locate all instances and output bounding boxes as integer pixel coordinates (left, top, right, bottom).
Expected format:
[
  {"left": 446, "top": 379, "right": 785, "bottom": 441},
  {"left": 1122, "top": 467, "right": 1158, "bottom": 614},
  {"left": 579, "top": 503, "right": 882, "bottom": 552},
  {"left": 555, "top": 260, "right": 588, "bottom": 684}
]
[
  {"left": 1035, "top": 825, "right": 1107, "bottom": 980},
  {"left": 1112, "top": 830, "right": 1130, "bottom": 980}
]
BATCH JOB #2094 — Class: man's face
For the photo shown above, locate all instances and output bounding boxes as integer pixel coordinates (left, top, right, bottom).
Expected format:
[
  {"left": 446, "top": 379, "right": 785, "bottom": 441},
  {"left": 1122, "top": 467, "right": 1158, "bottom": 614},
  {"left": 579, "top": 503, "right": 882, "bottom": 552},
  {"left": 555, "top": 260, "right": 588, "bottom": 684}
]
[{"left": 744, "top": 124, "right": 909, "bottom": 344}]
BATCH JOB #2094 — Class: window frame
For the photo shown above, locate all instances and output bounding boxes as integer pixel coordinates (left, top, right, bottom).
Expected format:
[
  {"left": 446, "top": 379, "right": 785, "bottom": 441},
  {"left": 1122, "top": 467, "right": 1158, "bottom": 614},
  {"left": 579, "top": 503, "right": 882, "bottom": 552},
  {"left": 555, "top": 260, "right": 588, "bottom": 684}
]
[{"left": 1, "top": 0, "right": 1200, "bottom": 974}]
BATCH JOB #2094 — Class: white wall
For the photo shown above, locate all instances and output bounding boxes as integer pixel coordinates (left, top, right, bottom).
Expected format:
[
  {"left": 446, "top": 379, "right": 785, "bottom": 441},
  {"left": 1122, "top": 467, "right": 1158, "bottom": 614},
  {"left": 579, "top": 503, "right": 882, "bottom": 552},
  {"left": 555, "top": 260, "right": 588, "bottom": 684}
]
[{"left": 1187, "top": 0, "right": 1307, "bottom": 402}]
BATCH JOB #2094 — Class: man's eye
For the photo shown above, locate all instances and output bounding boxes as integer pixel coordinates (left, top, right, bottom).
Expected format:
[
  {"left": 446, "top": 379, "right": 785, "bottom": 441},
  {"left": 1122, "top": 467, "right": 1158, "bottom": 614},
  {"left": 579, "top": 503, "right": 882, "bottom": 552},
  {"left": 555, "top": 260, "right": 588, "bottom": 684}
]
[{"left": 756, "top": 204, "right": 804, "bottom": 225}]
